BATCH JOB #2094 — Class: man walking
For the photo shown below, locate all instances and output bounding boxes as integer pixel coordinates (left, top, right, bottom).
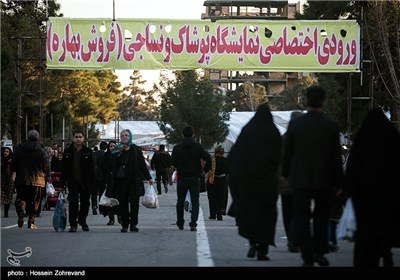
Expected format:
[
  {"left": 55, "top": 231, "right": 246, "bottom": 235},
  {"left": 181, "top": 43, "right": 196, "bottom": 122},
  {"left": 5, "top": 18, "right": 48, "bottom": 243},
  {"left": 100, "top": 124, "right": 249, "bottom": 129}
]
[
  {"left": 151, "top": 144, "right": 172, "bottom": 195},
  {"left": 281, "top": 85, "right": 343, "bottom": 267},
  {"left": 172, "top": 126, "right": 211, "bottom": 231},
  {"left": 11, "top": 130, "right": 50, "bottom": 229},
  {"left": 62, "top": 130, "right": 95, "bottom": 232}
]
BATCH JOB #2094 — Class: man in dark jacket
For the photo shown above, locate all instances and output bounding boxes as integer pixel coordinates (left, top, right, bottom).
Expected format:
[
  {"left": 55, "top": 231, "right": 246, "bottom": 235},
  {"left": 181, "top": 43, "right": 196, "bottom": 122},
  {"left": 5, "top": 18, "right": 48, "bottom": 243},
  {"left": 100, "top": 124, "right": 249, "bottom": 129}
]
[
  {"left": 281, "top": 85, "right": 343, "bottom": 267},
  {"left": 62, "top": 130, "right": 95, "bottom": 232},
  {"left": 172, "top": 126, "right": 211, "bottom": 232},
  {"left": 151, "top": 144, "right": 172, "bottom": 195},
  {"left": 11, "top": 130, "right": 50, "bottom": 229}
]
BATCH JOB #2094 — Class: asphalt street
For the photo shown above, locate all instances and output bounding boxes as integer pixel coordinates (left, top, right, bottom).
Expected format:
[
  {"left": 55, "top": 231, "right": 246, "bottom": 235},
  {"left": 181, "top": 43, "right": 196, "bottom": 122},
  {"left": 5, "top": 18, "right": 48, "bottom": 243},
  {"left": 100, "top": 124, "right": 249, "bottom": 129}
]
[{"left": 1, "top": 184, "right": 399, "bottom": 278}]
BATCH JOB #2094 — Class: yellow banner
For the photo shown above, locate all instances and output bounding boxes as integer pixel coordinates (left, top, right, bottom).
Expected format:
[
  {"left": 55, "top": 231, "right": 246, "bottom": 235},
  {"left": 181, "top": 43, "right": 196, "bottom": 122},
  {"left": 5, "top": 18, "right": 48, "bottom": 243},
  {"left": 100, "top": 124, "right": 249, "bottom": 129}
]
[{"left": 47, "top": 18, "right": 360, "bottom": 72}]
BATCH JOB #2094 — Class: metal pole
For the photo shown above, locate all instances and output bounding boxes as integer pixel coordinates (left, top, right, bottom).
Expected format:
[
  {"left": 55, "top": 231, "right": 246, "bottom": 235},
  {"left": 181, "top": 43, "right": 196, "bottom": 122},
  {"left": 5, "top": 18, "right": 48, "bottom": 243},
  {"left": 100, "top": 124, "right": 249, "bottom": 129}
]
[
  {"left": 51, "top": 113, "right": 53, "bottom": 144},
  {"left": 346, "top": 73, "right": 352, "bottom": 147},
  {"left": 62, "top": 117, "right": 65, "bottom": 150},
  {"left": 113, "top": 0, "right": 115, "bottom": 21}
]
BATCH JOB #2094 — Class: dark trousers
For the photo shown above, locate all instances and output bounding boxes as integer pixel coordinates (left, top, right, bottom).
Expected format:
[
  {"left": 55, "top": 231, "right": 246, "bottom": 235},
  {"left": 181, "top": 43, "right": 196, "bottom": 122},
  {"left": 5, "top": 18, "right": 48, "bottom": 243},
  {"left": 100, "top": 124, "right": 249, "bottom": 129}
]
[
  {"left": 119, "top": 194, "right": 139, "bottom": 228},
  {"left": 90, "top": 181, "right": 100, "bottom": 209},
  {"left": 327, "top": 220, "right": 338, "bottom": 245},
  {"left": 96, "top": 180, "right": 107, "bottom": 213},
  {"left": 15, "top": 185, "right": 41, "bottom": 225},
  {"left": 155, "top": 168, "right": 169, "bottom": 194},
  {"left": 291, "top": 188, "right": 332, "bottom": 265},
  {"left": 207, "top": 177, "right": 228, "bottom": 218},
  {"left": 281, "top": 194, "right": 295, "bottom": 245},
  {"left": 37, "top": 187, "right": 46, "bottom": 214},
  {"left": 68, "top": 182, "right": 90, "bottom": 226},
  {"left": 176, "top": 177, "right": 200, "bottom": 228}
]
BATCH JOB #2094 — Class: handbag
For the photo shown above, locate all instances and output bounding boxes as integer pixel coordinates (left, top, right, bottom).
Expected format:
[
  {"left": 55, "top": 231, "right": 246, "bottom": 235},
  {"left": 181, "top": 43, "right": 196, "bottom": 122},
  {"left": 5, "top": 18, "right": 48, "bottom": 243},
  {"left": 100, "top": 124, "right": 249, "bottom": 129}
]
[
  {"left": 53, "top": 193, "right": 67, "bottom": 232},
  {"left": 336, "top": 198, "right": 357, "bottom": 241},
  {"left": 99, "top": 189, "right": 119, "bottom": 207},
  {"left": 116, "top": 153, "right": 129, "bottom": 179},
  {"left": 116, "top": 166, "right": 126, "bottom": 179}
]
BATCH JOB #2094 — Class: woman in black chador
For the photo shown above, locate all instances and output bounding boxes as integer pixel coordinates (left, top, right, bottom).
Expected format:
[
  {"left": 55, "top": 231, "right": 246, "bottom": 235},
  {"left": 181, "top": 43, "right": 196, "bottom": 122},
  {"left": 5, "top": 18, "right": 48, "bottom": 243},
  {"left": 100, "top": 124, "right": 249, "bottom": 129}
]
[
  {"left": 228, "top": 102, "right": 282, "bottom": 261},
  {"left": 346, "top": 107, "right": 400, "bottom": 267}
]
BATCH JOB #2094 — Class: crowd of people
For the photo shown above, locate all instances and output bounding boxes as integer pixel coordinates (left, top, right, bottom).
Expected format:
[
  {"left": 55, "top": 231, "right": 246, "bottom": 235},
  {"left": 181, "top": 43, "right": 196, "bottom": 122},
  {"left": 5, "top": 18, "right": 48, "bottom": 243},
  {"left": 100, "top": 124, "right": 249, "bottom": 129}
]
[{"left": 2, "top": 85, "right": 399, "bottom": 267}]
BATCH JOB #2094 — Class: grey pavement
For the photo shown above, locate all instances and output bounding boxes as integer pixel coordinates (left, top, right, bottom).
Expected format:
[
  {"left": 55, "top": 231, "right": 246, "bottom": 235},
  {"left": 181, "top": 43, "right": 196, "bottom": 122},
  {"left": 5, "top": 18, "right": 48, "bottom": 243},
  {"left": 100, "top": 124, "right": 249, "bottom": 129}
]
[{"left": 1, "top": 184, "right": 399, "bottom": 277}]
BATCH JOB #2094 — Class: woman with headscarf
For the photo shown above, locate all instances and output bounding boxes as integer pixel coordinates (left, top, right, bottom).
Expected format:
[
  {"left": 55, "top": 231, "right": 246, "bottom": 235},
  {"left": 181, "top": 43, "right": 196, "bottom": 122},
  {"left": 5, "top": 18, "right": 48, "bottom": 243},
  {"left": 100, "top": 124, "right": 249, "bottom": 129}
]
[
  {"left": 228, "top": 102, "right": 282, "bottom": 261},
  {"left": 1, "top": 147, "right": 14, "bottom": 218},
  {"left": 345, "top": 107, "right": 400, "bottom": 267},
  {"left": 106, "top": 130, "right": 153, "bottom": 232}
]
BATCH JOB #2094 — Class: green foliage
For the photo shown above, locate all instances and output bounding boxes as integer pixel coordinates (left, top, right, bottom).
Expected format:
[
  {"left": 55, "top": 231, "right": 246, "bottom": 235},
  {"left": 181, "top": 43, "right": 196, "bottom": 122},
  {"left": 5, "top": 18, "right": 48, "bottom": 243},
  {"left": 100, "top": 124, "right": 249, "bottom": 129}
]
[
  {"left": 158, "top": 70, "right": 229, "bottom": 149},
  {"left": 118, "top": 70, "right": 158, "bottom": 120},
  {"left": 297, "top": 1, "right": 400, "bottom": 133},
  {"left": 225, "top": 82, "right": 267, "bottom": 112}
]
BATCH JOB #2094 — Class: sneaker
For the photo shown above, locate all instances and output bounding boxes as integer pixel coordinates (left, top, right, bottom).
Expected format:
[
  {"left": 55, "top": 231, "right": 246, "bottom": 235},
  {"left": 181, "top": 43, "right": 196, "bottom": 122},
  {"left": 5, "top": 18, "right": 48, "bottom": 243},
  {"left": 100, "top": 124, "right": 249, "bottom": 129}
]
[
  {"left": 80, "top": 223, "right": 89, "bottom": 232},
  {"left": 28, "top": 224, "right": 38, "bottom": 229},
  {"left": 69, "top": 226, "right": 77, "bottom": 232},
  {"left": 17, "top": 211, "right": 24, "bottom": 228},
  {"left": 190, "top": 226, "right": 197, "bottom": 232}
]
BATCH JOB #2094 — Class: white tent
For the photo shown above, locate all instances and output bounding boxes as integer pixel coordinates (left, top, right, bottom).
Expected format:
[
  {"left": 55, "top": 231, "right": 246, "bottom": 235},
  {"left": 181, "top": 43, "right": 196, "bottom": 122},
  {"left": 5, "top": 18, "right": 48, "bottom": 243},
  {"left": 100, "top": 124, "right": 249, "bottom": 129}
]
[
  {"left": 95, "top": 121, "right": 166, "bottom": 147},
  {"left": 222, "top": 111, "right": 297, "bottom": 152},
  {"left": 95, "top": 111, "right": 299, "bottom": 150}
]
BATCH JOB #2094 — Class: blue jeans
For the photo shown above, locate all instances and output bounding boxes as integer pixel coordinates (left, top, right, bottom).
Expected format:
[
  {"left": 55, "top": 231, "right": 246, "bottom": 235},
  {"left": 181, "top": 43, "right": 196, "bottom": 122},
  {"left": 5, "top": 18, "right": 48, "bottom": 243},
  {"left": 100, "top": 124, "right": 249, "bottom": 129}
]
[{"left": 176, "top": 177, "right": 200, "bottom": 228}]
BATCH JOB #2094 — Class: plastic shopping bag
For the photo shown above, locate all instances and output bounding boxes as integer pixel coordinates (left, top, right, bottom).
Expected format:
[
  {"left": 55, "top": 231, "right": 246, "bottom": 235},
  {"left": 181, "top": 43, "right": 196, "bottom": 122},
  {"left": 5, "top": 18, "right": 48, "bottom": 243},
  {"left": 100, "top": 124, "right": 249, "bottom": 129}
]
[
  {"left": 53, "top": 193, "right": 67, "bottom": 232},
  {"left": 336, "top": 198, "right": 357, "bottom": 241},
  {"left": 46, "top": 182, "right": 56, "bottom": 196},
  {"left": 184, "top": 191, "right": 192, "bottom": 213},
  {"left": 141, "top": 184, "right": 159, "bottom": 208},
  {"left": 99, "top": 189, "right": 119, "bottom": 207}
]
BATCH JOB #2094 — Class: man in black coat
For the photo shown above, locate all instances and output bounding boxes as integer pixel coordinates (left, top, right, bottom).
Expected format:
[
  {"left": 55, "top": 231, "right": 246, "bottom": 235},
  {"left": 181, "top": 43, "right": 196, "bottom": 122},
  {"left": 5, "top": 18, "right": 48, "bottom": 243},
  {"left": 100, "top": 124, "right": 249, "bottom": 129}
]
[
  {"left": 151, "top": 144, "right": 172, "bottom": 195},
  {"left": 172, "top": 126, "right": 211, "bottom": 232},
  {"left": 281, "top": 85, "right": 343, "bottom": 267},
  {"left": 62, "top": 130, "right": 95, "bottom": 232}
]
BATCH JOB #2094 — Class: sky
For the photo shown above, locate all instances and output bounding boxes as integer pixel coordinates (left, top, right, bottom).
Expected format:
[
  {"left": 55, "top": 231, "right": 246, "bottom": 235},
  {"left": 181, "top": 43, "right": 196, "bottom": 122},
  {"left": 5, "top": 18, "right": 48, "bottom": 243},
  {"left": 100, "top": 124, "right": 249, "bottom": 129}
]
[{"left": 57, "top": 0, "right": 207, "bottom": 90}]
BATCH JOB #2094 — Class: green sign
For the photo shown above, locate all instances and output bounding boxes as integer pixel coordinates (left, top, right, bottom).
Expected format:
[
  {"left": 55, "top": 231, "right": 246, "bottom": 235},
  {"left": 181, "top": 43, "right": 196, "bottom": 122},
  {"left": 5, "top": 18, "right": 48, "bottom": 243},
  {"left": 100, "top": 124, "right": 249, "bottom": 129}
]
[{"left": 47, "top": 18, "right": 360, "bottom": 72}]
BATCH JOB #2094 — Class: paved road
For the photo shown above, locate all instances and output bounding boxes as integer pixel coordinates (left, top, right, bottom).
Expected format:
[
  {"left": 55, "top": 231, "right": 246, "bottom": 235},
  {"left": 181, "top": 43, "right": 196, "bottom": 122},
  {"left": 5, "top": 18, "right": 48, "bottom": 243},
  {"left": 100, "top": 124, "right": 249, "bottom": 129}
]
[{"left": 1, "top": 184, "right": 399, "bottom": 278}]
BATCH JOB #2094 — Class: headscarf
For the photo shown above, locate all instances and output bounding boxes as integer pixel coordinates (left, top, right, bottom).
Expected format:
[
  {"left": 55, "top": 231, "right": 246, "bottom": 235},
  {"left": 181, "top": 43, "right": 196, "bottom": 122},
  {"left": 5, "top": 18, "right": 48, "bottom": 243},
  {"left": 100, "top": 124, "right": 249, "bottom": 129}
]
[{"left": 113, "top": 129, "right": 133, "bottom": 154}]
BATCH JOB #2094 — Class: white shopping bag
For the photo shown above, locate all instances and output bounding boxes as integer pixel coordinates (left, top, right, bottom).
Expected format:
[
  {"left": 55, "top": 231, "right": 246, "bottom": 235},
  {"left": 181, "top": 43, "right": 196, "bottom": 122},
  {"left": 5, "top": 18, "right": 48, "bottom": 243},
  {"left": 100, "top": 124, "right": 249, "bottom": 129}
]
[
  {"left": 99, "top": 190, "right": 119, "bottom": 207},
  {"left": 141, "top": 184, "right": 159, "bottom": 208},
  {"left": 46, "top": 182, "right": 56, "bottom": 196},
  {"left": 336, "top": 198, "right": 356, "bottom": 241}
]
